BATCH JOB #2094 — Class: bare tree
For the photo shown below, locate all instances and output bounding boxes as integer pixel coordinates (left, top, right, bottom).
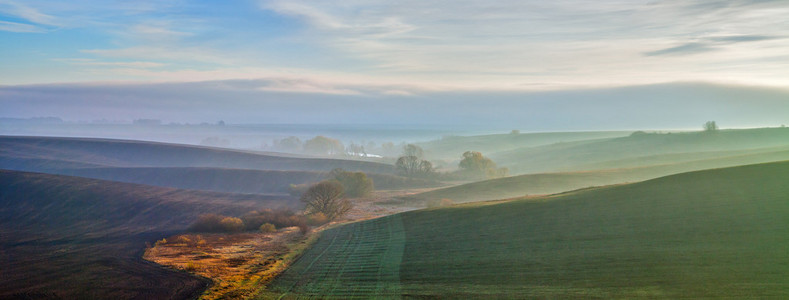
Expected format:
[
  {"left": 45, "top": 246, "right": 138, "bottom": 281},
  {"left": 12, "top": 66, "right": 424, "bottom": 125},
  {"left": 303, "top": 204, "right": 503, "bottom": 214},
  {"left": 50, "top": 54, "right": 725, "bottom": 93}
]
[
  {"left": 396, "top": 144, "right": 434, "bottom": 177},
  {"left": 300, "top": 181, "right": 352, "bottom": 221}
]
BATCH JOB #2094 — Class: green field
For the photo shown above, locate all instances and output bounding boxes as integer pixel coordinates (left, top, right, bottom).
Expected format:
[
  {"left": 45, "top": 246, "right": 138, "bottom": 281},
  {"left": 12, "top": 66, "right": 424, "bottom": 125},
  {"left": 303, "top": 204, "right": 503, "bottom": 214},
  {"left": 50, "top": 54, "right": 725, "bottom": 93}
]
[
  {"left": 403, "top": 147, "right": 789, "bottom": 204},
  {"left": 490, "top": 127, "right": 789, "bottom": 174},
  {"left": 268, "top": 161, "right": 789, "bottom": 298}
]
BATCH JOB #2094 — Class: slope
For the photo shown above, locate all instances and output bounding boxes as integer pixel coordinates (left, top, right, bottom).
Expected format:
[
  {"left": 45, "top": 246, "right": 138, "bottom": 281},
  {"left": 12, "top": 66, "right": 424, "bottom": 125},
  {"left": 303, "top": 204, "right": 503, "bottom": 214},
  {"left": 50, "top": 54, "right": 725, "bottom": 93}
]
[
  {"left": 491, "top": 127, "right": 789, "bottom": 174},
  {"left": 403, "top": 147, "right": 789, "bottom": 204},
  {"left": 0, "top": 135, "right": 394, "bottom": 173},
  {"left": 415, "top": 131, "right": 628, "bottom": 161},
  {"left": 0, "top": 170, "right": 296, "bottom": 299},
  {"left": 268, "top": 161, "right": 789, "bottom": 298}
]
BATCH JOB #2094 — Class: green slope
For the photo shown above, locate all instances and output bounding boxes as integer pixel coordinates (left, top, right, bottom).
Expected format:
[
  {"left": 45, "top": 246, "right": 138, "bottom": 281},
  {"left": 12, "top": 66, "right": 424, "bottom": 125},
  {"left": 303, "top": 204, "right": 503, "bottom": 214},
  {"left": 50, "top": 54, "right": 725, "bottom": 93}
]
[
  {"left": 416, "top": 131, "right": 628, "bottom": 161},
  {"left": 268, "top": 161, "right": 789, "bottom": 298},
  {"left": 491, "top": 127, "right": 789, "bottom": 174},
  {"left": 403, "top": 147, "right": 789, "bottom": 204}
]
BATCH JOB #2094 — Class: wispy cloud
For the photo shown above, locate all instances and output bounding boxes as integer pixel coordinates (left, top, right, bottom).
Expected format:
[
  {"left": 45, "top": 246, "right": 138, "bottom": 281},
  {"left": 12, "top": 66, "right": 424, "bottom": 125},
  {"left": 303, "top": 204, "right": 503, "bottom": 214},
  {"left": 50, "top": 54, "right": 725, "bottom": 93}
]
[
  {"left": 0, "top": 20, "right": 45, "bottom": 32},
  {"left": 644, "top": 43, "right": 717, "bottom": 56}
]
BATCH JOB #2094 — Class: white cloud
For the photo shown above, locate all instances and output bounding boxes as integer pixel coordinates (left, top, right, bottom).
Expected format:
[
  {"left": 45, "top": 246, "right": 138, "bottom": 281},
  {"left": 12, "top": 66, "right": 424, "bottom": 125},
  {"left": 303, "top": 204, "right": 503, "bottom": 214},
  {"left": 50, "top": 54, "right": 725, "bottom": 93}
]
[{"left": 0, "top": 20, "right": 45, "bottom": 32}]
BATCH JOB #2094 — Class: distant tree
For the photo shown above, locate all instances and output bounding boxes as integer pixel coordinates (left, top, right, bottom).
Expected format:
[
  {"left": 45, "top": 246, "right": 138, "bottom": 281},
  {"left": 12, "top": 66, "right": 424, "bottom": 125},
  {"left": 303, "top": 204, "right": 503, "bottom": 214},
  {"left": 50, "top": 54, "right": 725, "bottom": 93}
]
[
  {"left": 274, "top": 136, "right": 302, "bottom": 152},
  {"left": 300, "top": 181, "right": 352, "bottom": 221},
  {"left": 458, "top": 151, "right": 508, "bottom": 178},
  {"left": 330, "top": 168, "right": 374, "bottom": 197},
  {"left": 395, "top": 144, "right": 434, "bottom": 177},
  {"left": 403, "top": 144, "right": 424, "bottom": 158},
  {"left": 346, "top": 142, "right": 366, "bottom": 157},
  {"left": 510, "top": 129, "right": 520, "bottom": 135},
  {"left": 304, "top": 136, "right": 344, "bottom": 156},
  {"left": 703, "top": 121, "right": 719, "bottom": 132}
]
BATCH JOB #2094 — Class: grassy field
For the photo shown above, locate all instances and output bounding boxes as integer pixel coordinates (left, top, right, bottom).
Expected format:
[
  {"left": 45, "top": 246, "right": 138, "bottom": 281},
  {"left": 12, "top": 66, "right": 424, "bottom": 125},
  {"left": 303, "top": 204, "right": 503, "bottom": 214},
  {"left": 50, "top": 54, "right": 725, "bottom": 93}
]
[
  {"left": 268, "top": 161, "right": 789, "bottom": 298},
  {"left": 416, "top": 131, "right": 628, "bottom": 161},
  {"left": 0, "top": 170, "right": 296, "bottom": 299},
  {"left": 490, "top": 127, "right": 789, "bottom": 174},
  {"left": 403, "top": 147, "right": 789, "bottom": 204}
]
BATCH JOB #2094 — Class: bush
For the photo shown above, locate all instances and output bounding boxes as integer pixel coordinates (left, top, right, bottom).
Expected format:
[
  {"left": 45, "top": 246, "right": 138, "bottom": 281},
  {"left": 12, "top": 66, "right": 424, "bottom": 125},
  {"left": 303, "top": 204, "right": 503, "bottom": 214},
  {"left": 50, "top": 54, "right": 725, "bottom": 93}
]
[
  {"left": 241, "top": 209, "right": 307, "bottom": 230},
  {"left": 259, "top": 223, "right": 277, "bottom": 233},
  {"left": 190, "top": 214, "right": 245, "bottom": 233},
  {"left": 330, "top": 169, "right": 374, "bottom": 198},
  {"left": 306, "top": 212, "right": 329, "bottom": 226},
  {"left": 220, "top": 217, "right": 244, "bottom": 232}
]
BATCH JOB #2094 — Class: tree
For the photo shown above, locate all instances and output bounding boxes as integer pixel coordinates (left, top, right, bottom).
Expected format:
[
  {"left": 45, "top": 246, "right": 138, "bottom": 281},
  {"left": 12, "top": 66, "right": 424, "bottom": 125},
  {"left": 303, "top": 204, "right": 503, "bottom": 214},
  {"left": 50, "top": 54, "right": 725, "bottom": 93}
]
[
  {"left": 395, "top": 144, "right": 434, "bottom": 177},
  {"left": 303, "top": 136, "right": 344, "bottom": 156},
  {"left": 330, "top": 168, "right": 374, "bottom": 197},
  {"left": 458, "top": 151, "right": 508, "bottom": 178},
  {"left": 300, "top": 181, "right": 352, "bottom": 221},
  {"left": 703, "top": 121, "right": 719, "bottom": 132},
  {"left": 273, "top": 136, "right": 302, "bottom": 152}
]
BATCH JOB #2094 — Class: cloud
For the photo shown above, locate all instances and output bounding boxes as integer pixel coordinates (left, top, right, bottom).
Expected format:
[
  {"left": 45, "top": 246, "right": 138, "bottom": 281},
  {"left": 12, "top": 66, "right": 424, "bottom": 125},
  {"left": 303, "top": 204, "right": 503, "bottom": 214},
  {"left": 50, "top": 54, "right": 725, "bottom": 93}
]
[
  {"left": 0, "top": 0, "right": 59, "bottom": 26},
  {"left": 708, "top": 35, "right": 780, "bottom": 43},
  {"left": 0, "top": 20, "right": 45, "bottom": 32},
  {"left": 644, "top": 43, "right": 717, "bottom": 56},
  {"left": 644, "top": 34, "right": 784, "bottom": 56}
]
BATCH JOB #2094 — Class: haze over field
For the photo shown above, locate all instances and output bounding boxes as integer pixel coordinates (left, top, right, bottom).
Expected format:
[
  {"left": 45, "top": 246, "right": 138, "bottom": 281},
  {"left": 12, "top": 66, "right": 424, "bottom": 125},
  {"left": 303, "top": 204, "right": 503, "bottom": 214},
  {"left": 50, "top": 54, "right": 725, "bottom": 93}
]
[{"left": 2, "top": 1, "right": 789, "bottom": 299}]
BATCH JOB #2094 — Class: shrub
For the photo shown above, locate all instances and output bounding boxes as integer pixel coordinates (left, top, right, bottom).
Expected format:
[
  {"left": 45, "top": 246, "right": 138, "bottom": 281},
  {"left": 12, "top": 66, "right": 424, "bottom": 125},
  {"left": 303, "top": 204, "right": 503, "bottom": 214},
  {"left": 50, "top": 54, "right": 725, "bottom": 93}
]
[
  {"left": 241, "top": 209, "right": 307, "bottom": 230},
  {"left": 190, "top": 214, "right": 245, "bottom": 233},
  {"left": 220, "top": 217, "right": 244, "bottom": 232},
  {"left": 306, "top": 212, "right": 329, "bottom": 226},
  {"left": 185, "top": 261, "right": 199, "bottom": 272},
  {"left": 259, "top": 223, "right": 276, "bottom": 233},
  {"left": 297, "top": 223, "right": 310, "bottom": 235},
  {"left": 330, "top": 169, "right": 374, "bottom": 198}
]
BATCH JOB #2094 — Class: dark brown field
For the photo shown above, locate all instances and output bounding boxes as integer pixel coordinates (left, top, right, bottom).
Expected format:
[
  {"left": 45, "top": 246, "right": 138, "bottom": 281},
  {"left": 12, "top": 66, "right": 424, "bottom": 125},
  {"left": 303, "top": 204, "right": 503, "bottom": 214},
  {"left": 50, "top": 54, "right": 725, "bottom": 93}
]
[{"left": 0, "top": 170, "right": 298, "bottom": 299}]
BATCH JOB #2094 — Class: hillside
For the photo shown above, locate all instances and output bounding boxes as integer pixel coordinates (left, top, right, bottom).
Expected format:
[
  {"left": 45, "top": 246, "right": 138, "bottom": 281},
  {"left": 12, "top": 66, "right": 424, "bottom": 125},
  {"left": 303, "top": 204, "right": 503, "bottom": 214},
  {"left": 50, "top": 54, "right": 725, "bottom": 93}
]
[
  {"left": 50, "top": 167, "right": 443, "bottom": 194},
  {"left": 0, "top": 136, "right": 394, "bottom": 173},
  {"left": 415, "top": 131, "right": 628, "bottom": 161},
  {"left": 0, "top": 170, "right": 296, "bottom": 299},
  {"left": 490, "top": 127, "right": 789, "bottom": 174},
  {"left": 403, "top": 146, "right": 789, "bottom": 203},
  {"left": 267, "top": 161, "right": 789, "bottom": 298}
]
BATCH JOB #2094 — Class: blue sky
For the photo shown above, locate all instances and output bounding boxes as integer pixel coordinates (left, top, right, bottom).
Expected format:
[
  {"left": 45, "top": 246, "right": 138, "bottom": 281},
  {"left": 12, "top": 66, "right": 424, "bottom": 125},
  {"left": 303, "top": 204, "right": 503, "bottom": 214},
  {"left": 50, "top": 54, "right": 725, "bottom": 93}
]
[
  {"left": 1, "top": 1, "right": 788, "bottom": 127},
  {"left": 3, "top": 0, "right": 789, "bottom": 90}
]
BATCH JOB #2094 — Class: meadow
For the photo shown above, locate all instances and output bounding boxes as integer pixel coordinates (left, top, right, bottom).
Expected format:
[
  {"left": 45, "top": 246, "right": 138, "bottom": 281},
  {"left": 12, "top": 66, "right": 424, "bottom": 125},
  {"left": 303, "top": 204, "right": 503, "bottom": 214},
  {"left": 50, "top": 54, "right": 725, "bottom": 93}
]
[{"left": 268, "top": 161, "right": 789, "bottom": 298}]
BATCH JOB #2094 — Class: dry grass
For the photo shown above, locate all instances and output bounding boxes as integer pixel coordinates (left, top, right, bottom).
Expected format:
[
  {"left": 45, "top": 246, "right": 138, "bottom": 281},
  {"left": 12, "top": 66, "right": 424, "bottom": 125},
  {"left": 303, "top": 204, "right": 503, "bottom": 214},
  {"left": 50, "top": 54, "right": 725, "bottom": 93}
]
[{"left": 144, "top": 228, "right": 316, "bottom": 300}]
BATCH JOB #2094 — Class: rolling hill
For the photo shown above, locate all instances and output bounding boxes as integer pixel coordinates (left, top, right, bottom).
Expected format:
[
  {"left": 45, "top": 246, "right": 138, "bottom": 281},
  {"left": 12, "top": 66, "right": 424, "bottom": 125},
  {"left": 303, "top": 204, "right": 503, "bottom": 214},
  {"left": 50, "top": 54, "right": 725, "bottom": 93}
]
[
  {"left": 0, "top": 135, "right": 394, "bottom": 173},
  {"left": 267, "top": 161, "right": 789, "bottom": 298},
  {"left": 403, "top": 146, "right": 789, "bottom": 204},
  {"left": 415, "top": 131, "right": 629, "bottom": 161},
  {"left": 0, "top": 170, "right": 297, "bottom": 299},
  {"left": 490, "top": 127, "right": 789, "bottom": 174}
]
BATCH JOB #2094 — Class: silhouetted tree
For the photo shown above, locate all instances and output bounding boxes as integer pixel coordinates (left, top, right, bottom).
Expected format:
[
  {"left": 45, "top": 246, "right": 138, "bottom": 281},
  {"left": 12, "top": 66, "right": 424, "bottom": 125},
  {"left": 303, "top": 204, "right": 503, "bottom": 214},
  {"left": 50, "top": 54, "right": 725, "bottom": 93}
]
[
  {"left": 703, "top": 121, "right": 719, "bottom": 132},
  {"left": 395, "top": 144, "right": 434, "bottom": 177},
  {"left": 300, "top": 181, "right": 352, "bottom": 221}
]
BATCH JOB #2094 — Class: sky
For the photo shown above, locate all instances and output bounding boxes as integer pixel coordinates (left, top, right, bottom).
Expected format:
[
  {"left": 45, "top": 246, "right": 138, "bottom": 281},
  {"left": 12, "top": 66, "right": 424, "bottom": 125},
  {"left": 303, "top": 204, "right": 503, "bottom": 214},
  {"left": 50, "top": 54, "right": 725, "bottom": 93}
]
[{"left": 1, "top": 0, "right": 788, "bottom": 128}]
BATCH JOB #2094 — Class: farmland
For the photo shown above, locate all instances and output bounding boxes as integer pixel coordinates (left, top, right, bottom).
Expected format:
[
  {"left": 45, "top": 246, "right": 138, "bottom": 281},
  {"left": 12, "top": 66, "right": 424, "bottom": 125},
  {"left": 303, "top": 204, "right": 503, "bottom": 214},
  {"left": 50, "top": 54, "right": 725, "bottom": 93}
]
[{"left": 267, "top": 161, "right": 789, "bottom": 298}]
